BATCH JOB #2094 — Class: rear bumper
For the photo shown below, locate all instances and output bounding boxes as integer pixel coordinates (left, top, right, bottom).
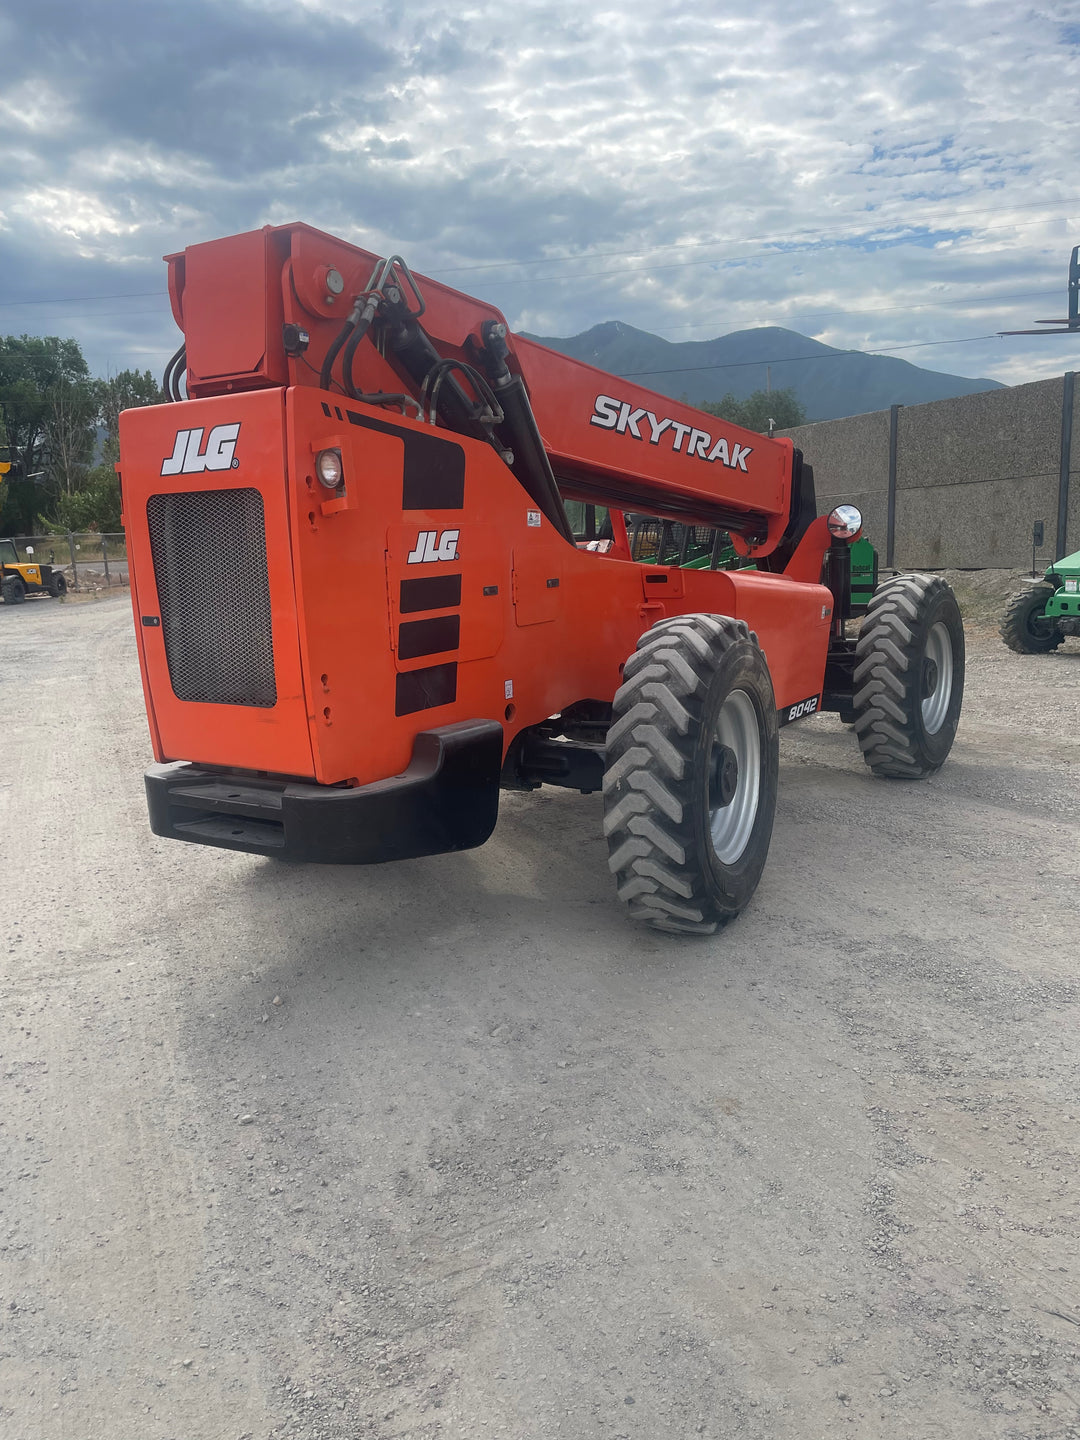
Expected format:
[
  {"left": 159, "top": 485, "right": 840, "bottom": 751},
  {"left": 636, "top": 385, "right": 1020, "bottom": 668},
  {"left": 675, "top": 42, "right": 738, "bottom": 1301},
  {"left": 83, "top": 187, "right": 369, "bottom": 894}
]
[{"left": 145, "top": 719, "right": 504, "bottom": 864}]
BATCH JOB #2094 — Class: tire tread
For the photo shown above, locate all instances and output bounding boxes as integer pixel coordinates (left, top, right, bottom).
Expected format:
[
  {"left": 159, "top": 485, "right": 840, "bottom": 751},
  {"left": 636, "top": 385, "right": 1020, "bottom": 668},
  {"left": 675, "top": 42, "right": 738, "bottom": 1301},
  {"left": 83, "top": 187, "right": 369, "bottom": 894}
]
[
  {"left": 854, "top": 572, "right": 963, "bottom": 778},
  {"left": 1000, "top": 581, "right": 1064, "bottom": 654},
  {"left": 604, "top": 613, "right": 772, "bottom": 935}
]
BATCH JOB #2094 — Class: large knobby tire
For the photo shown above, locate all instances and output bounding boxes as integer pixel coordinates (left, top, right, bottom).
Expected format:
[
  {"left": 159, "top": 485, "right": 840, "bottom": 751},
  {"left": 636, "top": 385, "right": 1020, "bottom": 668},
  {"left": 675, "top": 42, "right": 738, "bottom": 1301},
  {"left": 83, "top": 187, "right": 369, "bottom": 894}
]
[
  {"left": 603, "top": 614, "right": 779, "bottom": 935},
  {"left": 2, "top": 576, "right": 26, "bottom": 605},
  {"left": 854, "top": 573, "right": 964, "bottom": 779},
  {"left": 48, "top": 572, "right": 68, "bottom": 598},
  {"left": 1000, "top": 581, "right": 1063, "bottom": 654}
]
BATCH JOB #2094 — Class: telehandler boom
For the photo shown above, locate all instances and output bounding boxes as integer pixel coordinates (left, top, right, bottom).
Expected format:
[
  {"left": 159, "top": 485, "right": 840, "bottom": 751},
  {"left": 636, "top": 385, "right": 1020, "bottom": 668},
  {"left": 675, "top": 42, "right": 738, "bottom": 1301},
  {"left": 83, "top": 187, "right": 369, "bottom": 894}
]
[{"left": 119, "top": 222, "right": 965, "bottom": 932}]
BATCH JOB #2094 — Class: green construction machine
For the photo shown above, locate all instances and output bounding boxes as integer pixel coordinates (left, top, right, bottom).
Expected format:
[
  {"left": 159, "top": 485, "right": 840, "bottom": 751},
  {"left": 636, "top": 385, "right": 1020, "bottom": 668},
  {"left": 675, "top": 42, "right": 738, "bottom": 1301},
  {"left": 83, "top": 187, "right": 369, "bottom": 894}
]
[{"left": 1000, "top": 550, "right": 1080, "bottom": 653}]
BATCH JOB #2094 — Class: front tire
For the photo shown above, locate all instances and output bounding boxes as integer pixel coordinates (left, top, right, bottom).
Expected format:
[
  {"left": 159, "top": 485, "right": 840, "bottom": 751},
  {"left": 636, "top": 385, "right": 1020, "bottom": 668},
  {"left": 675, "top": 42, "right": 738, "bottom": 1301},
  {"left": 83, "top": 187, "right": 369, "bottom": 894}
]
[
  {"left": 854, "top": 573, "right": 964, "bottom": 778},
  {"left": 603, "top": 614, "right": 779, "bottom": 935},
  {"left": 1000, "top": 581, "right": 1063, "bottom": 654},
  {"left": 48, "top": 572, "right": 68, "bottom": 598}
]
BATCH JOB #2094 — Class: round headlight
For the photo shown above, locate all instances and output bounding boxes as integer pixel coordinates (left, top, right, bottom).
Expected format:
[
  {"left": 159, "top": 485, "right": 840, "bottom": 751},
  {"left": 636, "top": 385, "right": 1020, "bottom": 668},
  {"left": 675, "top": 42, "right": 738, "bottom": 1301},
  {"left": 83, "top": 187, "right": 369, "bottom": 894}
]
[
  {"left": 315, "top": 448, "right": 343, "bottom": 488},
  {"left": 827, "top": 504, "right": 863, "bottom": 539}
]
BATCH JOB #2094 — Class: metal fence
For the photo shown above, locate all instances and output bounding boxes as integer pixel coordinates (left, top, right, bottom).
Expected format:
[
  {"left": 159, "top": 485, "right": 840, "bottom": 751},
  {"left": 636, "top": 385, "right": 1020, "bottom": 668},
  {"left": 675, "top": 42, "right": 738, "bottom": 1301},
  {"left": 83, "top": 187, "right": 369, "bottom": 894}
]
[{"left": 6, "top": 533, "right": 128, "bottom": 592}]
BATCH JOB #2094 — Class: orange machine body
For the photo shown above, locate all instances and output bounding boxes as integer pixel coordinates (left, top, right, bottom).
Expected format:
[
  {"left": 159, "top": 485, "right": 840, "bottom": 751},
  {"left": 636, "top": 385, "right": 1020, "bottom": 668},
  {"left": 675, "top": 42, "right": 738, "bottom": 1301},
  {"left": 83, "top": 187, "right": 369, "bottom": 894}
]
[
  {"left": 120, "top": 223, "right": 848, "bottom": 863},
  {"left": 122, "top": 386, "right": 833, "bottom": 785}
]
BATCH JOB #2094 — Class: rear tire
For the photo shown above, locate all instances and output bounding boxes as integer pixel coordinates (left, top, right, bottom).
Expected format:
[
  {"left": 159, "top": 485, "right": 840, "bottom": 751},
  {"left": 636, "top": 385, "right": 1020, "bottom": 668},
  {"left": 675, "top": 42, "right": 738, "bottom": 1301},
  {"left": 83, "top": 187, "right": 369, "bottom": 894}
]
[
  {"left": 603, "top": 614, "right": 779, "bottom": 935},
  {"left": 1000, "top": 581, "right": 1063, "bottom": 654},
  {"left": 854, "top": 573, "right": 964, "bottom": 778},
  {"left": 2, "top": 576, "right": 26, "bottom": 605}
]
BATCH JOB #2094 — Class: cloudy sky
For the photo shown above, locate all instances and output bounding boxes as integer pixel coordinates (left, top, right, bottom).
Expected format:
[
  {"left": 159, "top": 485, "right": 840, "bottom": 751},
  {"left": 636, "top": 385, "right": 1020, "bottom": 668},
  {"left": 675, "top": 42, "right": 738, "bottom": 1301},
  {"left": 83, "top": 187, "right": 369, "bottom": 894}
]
[{"left": 2, "top": 0, "right": 1079, "bottom": 392}]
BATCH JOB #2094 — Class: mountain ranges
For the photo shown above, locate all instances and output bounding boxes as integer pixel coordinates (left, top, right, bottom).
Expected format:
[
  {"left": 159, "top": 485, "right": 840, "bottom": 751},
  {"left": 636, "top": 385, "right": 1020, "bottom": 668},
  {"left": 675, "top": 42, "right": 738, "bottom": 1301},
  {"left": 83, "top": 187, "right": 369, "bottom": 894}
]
[{"left": 521, "top": 321, "right": 1002, "bottom": 422}]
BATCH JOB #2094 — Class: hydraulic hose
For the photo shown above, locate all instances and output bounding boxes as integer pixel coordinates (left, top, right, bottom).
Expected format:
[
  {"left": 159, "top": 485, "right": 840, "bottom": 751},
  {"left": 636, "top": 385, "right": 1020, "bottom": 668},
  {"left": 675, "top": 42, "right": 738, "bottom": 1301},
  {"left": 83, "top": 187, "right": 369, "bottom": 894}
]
[
  {"left": 319, "top": 312, "right": 357, "bottom": 393},
  {"left": 163, "top": 342, "right": 186, "bottom": 402},
  {"left": 341, "top": 298, "right": 382, "bottom": 399},
  {"left": 383, "top": 312, "right": 496, "bottom": 444},
  {"left": 350, "top": 391, "right": 424, "bottom": 419},
  {"left": 320, "top": 291, "right": 382, "bottom": 394}
]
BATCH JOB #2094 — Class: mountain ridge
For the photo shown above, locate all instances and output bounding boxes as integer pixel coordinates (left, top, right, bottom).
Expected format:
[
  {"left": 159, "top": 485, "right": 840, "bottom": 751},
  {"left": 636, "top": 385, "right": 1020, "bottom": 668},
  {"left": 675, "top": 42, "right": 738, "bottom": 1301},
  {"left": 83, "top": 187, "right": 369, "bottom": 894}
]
[{"left": 520, "top": 321, "right": 1003, "bottom": 422}]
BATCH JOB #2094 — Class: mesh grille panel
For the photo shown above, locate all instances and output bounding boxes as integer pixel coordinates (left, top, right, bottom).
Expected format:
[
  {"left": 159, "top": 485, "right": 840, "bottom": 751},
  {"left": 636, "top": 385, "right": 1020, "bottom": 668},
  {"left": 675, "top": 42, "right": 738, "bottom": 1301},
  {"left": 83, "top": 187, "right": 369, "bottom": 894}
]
[{"left": 147, "top": 488, "right": 277, "bottom": 707}]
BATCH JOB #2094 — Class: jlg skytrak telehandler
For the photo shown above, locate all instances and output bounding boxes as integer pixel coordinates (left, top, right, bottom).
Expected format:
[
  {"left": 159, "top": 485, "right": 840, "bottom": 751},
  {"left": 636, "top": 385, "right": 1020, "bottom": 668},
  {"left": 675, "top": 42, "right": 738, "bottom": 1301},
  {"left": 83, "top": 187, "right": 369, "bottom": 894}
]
[{"left": 118, "top": 223, "right": 964, "bottom": 933}]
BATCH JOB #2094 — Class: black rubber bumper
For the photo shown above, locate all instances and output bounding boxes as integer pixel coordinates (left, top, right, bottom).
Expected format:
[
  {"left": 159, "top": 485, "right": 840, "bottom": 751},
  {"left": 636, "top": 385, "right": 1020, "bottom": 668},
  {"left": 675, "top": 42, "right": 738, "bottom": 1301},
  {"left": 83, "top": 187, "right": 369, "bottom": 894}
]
[{"left": 145, "top": 719, "right": 504, "bottom": 864}]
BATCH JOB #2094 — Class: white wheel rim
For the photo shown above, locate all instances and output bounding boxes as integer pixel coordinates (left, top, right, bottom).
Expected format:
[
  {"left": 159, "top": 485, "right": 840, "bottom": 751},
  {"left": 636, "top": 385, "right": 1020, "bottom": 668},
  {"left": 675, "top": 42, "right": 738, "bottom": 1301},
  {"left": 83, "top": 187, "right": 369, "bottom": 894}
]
[
  {"left": 922, "top": 621, "right": 953, "bottom": 735},
  {"left": 709, "top": 689, "right": 761, "bottom": 864}
]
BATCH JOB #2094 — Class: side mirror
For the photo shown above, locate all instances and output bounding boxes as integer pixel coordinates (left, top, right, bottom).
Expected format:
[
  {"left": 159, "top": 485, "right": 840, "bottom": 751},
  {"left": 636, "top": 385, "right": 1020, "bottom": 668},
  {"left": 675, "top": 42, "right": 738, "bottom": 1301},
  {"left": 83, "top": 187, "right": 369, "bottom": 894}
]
[
  {"left": 25, "top": 545, "right": 34, "bottom": 556},
  {"left": 827, "top": 505, "right": 863, "bottom": 540}
]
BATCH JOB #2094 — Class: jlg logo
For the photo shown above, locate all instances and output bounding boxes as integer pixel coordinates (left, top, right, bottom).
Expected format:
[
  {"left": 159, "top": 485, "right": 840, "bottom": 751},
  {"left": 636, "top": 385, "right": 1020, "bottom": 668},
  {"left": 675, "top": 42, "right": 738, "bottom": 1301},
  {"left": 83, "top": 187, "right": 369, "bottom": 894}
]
[
  {"left": 407, "top": 529, "right": 459, "bottom": 564},
  {"left": 161, "top": 424, "right": 241, "bottom": 476}
]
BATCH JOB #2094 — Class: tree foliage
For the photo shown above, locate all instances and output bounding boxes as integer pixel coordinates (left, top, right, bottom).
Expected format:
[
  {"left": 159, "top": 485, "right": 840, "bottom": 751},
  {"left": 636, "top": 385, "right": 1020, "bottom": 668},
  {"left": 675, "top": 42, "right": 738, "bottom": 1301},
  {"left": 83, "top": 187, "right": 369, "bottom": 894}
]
[
  {"left": 97, "top": 369, "right": 163, "bottom": 452},
  {"left": 0, "top": 337, "right": 162, "bottom": 533},
  {"left": 0, "top": 335, "right": 91, "bottom": 531},
  {"left": 700, "top": 387, "right": 807, "bottom": 434},
  {"left": 50, "top": 468, "right": 125, "bottom": 533},
  {"left": 61, "top": 369, "right": 164, "bottom": 534}
]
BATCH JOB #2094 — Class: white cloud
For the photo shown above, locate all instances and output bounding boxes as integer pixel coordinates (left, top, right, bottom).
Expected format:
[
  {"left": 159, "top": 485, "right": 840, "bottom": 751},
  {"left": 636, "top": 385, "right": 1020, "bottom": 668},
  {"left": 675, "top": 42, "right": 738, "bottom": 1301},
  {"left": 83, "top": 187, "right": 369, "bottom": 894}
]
[
  {"left": 14, "top": 188, "right": 142, "bottom": 246},
  {"left": 1, "top": 0, "right": 1078, "bottom": 386},
  {"left": 0, "top": 79, "right": 74, "bottom": 135}
]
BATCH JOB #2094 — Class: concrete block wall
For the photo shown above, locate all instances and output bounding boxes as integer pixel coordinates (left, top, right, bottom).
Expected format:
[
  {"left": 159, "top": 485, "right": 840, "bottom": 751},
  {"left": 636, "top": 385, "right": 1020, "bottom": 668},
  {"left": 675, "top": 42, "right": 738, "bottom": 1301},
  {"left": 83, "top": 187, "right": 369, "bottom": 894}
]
[
  {"left": 780, "top": 374, "right": 1078, "bottom": 569},
  {"left": 785, "top": 409, "right": 892, "bottom": 544}
]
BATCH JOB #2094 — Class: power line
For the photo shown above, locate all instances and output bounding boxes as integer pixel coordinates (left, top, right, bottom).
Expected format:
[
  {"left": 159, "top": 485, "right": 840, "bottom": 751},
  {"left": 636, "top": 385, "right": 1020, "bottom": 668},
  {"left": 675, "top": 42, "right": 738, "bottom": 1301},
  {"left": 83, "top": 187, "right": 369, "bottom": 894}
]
[
  {"left": 618, "top": 333, "right": 1002, "bottom": 380},
  {"left": 869, "top": 334, "right": 1002, "bottom": 354},
  {"left": 1, "top": 309, "right": 167, "bottom": 323},
  {"left": 753, "top": 288, "right": 1059, "bottom": 323},
  {"left": 610, "top": 289, "right": 1060, "bottom": 339},
  {"left": 0, "top": 289, "right": 162, "bottom": 309}
]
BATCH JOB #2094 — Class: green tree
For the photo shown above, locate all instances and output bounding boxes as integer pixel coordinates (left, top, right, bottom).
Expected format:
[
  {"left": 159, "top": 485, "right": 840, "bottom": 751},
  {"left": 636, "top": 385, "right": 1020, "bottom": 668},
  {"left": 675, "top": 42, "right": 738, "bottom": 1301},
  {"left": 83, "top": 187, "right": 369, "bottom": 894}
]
[
  {"left": 700, "top": 387, "right": 806, "bottom": 434},
  {"left": 60, "top": 369, "right": 164, "bottom": 533},
  {"left": 97, "top": 368, "right": 162, "bottom": 452},
  {"left": 0, "top": 414, "right": 13, "bottom": 532},
  {"left": 0, "top": 335, "right": 93, "bottom": 532},
  {"left": 50, "top": 470, "right": 124, "bottom": 533},
  {"left": 45, "top": 375, "right": 99, "bottom": 499},
  {"left": 0, "top": 347, "right": 163, "bottom": 533}
]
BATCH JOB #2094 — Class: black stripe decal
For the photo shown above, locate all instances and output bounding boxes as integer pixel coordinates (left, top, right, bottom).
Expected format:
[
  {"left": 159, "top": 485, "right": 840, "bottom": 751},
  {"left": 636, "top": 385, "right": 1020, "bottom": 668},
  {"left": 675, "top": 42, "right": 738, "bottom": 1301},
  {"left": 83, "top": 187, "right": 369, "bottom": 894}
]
[
  {"left": 398, "top": 614, "right": 460, "bottom": 660},
  {"left": 399, "top": 574, "right": 462, "bottom": 614},
  {"left": 345, "top": 409, "right": 465, "bottom": 509},
  {"left": 395, "top": 662, "right": 458, "bottom": 716}
]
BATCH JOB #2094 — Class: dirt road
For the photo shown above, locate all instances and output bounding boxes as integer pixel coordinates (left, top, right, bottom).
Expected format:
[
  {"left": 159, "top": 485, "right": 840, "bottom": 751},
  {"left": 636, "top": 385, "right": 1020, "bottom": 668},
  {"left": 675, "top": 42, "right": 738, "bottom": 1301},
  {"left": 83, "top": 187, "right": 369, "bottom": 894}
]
[{"left": 2, "top": 592, "right": 1078, "bottom": 1440}]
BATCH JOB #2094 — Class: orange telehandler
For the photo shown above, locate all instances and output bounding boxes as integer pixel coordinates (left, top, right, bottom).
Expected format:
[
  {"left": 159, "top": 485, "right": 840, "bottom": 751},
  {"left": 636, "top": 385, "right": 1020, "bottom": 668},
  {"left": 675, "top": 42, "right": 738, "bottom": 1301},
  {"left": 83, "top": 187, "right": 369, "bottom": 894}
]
[{"left": 118, "top": 223, "right": 964, "bottom": 933}]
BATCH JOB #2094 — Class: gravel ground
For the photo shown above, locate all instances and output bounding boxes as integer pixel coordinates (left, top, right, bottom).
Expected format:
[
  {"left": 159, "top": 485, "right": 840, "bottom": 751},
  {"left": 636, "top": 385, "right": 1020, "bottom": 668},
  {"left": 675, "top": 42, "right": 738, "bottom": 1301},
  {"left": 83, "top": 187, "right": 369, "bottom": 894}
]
[{"left": 1, "top": 586, "right": 1078, "bottom": 1440}]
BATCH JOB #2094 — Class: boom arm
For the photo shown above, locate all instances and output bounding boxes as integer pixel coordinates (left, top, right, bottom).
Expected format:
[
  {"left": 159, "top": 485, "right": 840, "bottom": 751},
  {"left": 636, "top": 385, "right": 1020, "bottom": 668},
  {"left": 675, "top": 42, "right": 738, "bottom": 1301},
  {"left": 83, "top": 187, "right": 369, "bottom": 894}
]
[{"left": 166, "top": 222, "right": 803, "bottom": 558}]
